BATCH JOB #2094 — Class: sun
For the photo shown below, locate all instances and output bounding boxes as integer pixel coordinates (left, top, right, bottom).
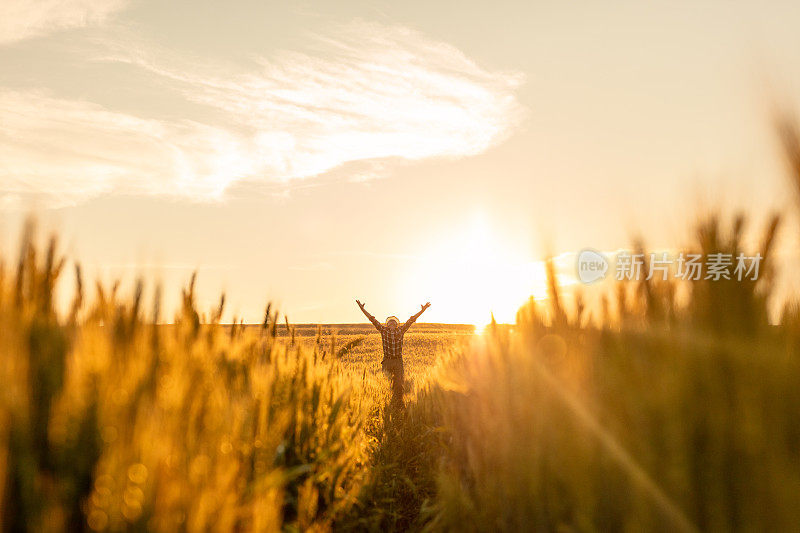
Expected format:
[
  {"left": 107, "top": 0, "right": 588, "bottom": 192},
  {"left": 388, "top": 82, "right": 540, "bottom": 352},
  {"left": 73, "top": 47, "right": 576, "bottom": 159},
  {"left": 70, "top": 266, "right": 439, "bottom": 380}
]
[{"left": 404, "top": 214, "right": 549, "bottom": 327}]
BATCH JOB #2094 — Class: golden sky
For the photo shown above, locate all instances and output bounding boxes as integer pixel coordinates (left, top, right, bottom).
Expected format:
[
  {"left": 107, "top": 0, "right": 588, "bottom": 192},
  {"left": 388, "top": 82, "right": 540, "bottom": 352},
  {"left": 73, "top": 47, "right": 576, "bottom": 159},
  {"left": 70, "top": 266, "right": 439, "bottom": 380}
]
[{"left": 2, "top": 1, "right": 800, "bottom": 324}]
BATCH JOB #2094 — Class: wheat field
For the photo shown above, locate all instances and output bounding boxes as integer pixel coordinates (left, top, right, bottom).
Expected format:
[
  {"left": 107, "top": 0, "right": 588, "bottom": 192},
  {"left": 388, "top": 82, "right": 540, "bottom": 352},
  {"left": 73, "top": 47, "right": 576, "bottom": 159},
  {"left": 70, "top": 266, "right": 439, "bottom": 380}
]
[{"left": 3, "top": 129, "right": 800, "bottom": 531}]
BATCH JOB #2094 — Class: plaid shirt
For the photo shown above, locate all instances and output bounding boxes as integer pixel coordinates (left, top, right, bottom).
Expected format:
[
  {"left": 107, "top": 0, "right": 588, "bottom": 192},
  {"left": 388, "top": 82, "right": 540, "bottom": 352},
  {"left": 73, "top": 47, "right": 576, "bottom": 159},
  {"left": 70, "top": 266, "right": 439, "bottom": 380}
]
[{"left": 367, "top": 314, "right": 417, "bottom": 359}]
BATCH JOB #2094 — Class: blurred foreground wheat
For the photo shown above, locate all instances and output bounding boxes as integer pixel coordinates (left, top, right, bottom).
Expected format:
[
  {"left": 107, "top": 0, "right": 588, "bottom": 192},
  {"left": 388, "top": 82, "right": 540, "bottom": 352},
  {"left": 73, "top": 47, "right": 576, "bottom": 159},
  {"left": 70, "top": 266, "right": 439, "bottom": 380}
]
[{"left": 0, "top": 230, "right": 385, "bottom": 531}]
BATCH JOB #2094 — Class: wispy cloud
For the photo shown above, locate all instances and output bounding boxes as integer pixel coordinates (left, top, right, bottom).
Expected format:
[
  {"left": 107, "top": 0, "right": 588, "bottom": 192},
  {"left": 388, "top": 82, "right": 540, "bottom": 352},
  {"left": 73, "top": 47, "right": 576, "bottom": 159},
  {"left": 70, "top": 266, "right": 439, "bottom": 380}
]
[
  {"left": 1, "top": 20, "right": 525, "bottom": 205},
  {"left": 0, "top": 89, "right": 252, "bottom": 206},
  {"left": 0, "top": 0, "right": 128, "bottom": 45}
]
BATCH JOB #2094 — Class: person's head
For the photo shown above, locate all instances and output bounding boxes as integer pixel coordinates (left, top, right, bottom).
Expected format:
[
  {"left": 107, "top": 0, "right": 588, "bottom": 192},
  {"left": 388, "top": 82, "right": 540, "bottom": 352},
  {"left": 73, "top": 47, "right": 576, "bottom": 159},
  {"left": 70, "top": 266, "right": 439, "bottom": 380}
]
[{"left": 385, "top": 316, "right": 400, "bottom": 329}]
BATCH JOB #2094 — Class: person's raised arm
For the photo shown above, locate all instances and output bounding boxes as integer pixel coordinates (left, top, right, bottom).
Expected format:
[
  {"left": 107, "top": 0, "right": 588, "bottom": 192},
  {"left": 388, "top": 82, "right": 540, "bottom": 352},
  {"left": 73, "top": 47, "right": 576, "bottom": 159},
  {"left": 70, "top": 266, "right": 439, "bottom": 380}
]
[
  {"left": 402, "top": 302, "right": 431, "bottom": 332},
  {"left": 356, "top": 300, "right": 383, "bottom": 331}
]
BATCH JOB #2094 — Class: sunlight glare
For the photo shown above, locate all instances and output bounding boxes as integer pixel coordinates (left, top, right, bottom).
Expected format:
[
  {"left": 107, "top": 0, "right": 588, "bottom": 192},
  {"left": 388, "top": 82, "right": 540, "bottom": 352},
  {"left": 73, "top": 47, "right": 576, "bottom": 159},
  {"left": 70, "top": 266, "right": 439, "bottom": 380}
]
[{"left": 407, "top": 214, "right": 549, "bottom": 326}]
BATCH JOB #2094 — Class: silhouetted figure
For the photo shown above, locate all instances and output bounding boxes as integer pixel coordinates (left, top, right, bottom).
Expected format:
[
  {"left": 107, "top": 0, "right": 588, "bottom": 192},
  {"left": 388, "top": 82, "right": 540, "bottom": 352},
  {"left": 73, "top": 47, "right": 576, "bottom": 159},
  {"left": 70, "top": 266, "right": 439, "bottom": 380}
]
[{"left": 356, "top": 300, "right": 430, "bottom": 406}]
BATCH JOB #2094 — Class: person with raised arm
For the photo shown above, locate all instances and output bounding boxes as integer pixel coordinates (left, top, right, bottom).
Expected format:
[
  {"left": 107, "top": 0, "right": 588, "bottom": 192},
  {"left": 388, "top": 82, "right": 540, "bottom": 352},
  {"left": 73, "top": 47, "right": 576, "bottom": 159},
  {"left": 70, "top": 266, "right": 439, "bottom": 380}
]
[{"left": 356, "top": 300, "right": 431, "bottom": 404}]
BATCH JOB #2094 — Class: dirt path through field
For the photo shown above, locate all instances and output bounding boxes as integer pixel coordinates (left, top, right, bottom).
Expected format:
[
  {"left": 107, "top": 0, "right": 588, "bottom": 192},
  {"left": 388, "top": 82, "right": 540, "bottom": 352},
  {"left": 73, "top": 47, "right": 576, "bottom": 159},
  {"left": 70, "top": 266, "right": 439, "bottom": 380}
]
[{"left": 337, "top": 400, "right": 438, "bottom": 532}]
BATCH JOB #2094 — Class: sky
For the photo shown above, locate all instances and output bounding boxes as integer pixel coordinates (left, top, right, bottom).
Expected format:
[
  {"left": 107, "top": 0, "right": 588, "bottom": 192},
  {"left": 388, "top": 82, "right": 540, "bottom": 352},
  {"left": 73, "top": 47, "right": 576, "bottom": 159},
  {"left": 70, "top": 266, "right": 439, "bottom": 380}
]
[{"left": 2, "top": 0, "right": 800, "bottom": 325}]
